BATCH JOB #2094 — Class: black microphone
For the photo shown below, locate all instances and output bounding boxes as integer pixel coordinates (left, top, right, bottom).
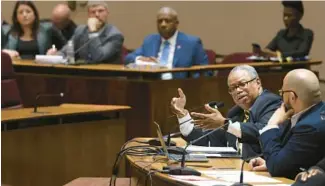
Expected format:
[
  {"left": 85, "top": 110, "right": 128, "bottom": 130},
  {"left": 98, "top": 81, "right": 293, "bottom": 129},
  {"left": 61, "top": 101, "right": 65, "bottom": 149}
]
[
  {"left": 231, "top": 153, "right": 263, "bottom": 186},
  {"left": 33, "top": 92, "right": 64, "bottom": 113},
  {"left": 166, "top": 120, "right": 232, "bottom": 176}
]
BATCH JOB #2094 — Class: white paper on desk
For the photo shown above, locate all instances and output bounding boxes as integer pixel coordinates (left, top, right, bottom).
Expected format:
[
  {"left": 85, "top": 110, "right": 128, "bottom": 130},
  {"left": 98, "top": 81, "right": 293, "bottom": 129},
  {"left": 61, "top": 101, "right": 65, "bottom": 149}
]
[
  {"left": 200, "top": 170, "right": 282, "bottom": 183},
  {"left": 170, "top": 175, "right": 233, "bottom": 186},
  {"left": 35, "top": 55, "right": 67, "bottom": 64},
  {"left": 185, "top": 145, "right": 237, "bottom": 153},
  {"left": 254, "top": 185, "right": 290, "bottom": 186}
]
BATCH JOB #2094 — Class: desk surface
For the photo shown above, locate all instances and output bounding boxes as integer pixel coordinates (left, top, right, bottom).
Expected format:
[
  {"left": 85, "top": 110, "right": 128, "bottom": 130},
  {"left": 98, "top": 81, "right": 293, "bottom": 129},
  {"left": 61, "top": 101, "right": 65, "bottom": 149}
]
[
  {"left": 1, "top": 103, "right": 131, "bottom": 122},
  {"left": 13, "top": 59, "right": 321, "bottom": 74},
  {"left": 126, "top": 138, "right": 294, "bottom": 185}
]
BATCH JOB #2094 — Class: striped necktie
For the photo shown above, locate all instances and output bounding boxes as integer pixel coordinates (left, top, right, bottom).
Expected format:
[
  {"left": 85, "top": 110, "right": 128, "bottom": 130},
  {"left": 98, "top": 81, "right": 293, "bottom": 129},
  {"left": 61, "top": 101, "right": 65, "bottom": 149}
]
[{"left": 160, "top": 40, "right": 170, "bottom": 66}]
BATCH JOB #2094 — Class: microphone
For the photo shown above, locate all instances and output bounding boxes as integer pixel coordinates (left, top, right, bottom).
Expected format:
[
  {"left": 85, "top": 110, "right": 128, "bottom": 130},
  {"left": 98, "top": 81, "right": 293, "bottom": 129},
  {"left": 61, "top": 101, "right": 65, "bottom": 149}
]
[
  {"left": 166, "top": 119, "right": 232, "bottom": 176},
  {"left": 231, "top": 153, "right": 263, "bottom": 186},
  {"left": 33, "top": 93, "right": 64, "bottom": 113}
]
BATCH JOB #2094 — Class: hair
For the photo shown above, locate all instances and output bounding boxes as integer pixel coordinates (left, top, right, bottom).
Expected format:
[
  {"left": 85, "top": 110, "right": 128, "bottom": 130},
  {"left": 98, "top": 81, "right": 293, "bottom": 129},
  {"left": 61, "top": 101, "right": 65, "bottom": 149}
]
[
  {"left": 282, "top": 1, "right": 304, "bottom": 15},
  {"left": 230, "top": 65, "right": 259, "bottom": 79},
  {"left": 87, "top": 1, "right": 108, "bottom": 9},
  {"left": 11, "top": 1, "right": 40, "bottom": 38}
]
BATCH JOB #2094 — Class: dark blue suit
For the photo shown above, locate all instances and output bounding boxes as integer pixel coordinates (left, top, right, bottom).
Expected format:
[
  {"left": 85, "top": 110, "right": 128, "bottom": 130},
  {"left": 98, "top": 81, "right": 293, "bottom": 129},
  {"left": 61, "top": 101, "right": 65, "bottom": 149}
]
[
  {"left": 125, "top": 32, "right": 208, "bottom": 79},
  {"left": 260, "top": 101, "right": 325, "bottom": 179}
]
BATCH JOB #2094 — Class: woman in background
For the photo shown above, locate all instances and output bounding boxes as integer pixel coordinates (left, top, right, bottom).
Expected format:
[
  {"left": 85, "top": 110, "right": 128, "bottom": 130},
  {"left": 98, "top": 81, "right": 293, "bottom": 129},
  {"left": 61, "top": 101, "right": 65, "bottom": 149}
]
[{"left": 2, "top": 1, "right": 53, "bottom": 59}]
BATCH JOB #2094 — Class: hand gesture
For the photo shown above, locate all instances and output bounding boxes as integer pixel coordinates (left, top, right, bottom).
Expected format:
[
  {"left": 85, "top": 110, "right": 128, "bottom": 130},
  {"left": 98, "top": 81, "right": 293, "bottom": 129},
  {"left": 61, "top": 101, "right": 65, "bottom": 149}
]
[
  {"left": 170, "top": 88, "right": 187, "bottom": 118},
  {"left": 191, "top": 104, "right": 225, "bottom": 130}
]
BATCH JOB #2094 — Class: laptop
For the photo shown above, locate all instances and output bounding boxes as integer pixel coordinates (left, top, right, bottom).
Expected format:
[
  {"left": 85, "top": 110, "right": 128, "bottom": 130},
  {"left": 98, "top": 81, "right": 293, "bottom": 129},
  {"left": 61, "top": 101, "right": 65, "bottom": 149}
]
[{"left": 154, "top": 122, "right": 208, "bottom": 162}]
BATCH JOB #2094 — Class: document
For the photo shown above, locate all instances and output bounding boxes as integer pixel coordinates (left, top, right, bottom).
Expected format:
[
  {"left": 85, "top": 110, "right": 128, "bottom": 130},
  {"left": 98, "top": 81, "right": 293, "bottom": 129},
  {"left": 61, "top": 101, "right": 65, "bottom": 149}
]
[
  {"left": 184, "top": 145, "right": 237, "bottom": 154},
  {"left": 170, "top": 175, "right": 233, "bottom": 186},
  {"left": 35, "top": 55, "right": 67, "bottom": 65},
  {"left": 200, "top": 170, "right": 282, "bottom": 183}
]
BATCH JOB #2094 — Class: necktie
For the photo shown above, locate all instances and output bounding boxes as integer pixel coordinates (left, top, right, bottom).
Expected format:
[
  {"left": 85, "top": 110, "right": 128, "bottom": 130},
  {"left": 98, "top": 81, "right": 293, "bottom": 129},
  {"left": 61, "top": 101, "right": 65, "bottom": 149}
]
[
  {"left": 160, "top": 40, "right": 170, "bottom": 66},
  {"left": 243, "top": 110, "right": 250, "bottom": 122}
]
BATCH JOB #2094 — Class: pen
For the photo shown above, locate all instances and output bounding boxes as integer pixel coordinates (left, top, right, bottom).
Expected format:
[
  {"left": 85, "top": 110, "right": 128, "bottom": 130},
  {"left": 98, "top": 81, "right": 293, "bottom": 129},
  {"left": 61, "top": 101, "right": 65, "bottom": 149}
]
[{"left": 300, "top": 167, "right": 307, "bottom": 172}]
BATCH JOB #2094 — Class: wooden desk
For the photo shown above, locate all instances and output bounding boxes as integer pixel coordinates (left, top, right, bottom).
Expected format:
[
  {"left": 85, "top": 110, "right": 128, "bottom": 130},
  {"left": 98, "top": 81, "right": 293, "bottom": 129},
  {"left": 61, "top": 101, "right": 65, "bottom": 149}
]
[
  {"left": 124, "top": 138, "right": 294, "bottom": 186},
  {"left": 12, "top": 60, "right": 321, "bottom": 140},
  {"left": 1, "top": 104, "right": 130, "bottom": 186}
]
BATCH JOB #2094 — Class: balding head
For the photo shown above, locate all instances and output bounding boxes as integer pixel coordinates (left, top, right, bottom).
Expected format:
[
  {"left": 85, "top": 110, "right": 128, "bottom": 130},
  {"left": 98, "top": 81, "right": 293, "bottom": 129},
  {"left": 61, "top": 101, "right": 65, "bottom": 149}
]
[
  {"left": 157, "top": 7, "right": 179, "bottom": 39},
  {"left": 283, "top": 69, "right": 321, "bottom": 110},
  {"left": 52, "top": 3, "right": 71, "bottom": 29}
]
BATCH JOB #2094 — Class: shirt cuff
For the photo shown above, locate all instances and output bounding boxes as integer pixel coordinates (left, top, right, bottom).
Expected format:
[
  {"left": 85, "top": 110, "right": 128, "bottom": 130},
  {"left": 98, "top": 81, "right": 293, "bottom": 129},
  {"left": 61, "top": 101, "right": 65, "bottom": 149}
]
[
  {"left": 178, "top": 113, "right": 194, "bottom": 137},
  {"left": 227, "top": 121, "right": 242, "bottom": 138},
  {"left": 259, "top": 125, "right": 279, "bottom": 135}
]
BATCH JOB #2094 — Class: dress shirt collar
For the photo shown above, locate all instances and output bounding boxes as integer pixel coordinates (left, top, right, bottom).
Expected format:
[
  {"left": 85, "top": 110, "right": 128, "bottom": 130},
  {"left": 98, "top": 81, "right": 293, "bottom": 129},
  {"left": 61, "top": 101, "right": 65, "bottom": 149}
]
[
  {"left": 291, "top": 103, "right": 316, "bottom": 127},
  {"left": 161, "top": 30, "right": 178, "bottom": 46}
]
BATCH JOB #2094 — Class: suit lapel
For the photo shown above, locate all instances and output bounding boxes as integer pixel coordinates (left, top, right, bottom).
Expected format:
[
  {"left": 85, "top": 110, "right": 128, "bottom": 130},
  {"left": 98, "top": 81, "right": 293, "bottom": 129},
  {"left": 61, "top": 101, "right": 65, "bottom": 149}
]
[
  {"left": 280, "top": 120, "right": 292, "bottom": 145},
  {"left": 173, "top": 32, "right": 182, "bottom": 67},
  {"left": 152, "top": 35, "right": 161, "bottom": 58}
]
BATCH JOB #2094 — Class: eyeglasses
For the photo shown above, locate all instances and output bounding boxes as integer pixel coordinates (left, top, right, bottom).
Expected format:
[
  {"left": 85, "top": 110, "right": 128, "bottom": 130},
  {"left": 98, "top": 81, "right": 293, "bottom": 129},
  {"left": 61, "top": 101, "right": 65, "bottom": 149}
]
[
  {"left": 278, "top": 89, "right": 298, "bottom": 97},
  {"left": 228, "top": 78, "right": 257, "bottom": 94}
]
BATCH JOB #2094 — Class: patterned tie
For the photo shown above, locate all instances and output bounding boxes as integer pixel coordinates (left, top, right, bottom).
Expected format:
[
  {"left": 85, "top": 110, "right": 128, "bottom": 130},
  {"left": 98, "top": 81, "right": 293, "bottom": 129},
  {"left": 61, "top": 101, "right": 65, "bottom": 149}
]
[
  {"left": 243, "top": 110, "right": 250, "bottom": 122},
  {"left": 160, "top": 40, "right": 170, "bottom": 66}
]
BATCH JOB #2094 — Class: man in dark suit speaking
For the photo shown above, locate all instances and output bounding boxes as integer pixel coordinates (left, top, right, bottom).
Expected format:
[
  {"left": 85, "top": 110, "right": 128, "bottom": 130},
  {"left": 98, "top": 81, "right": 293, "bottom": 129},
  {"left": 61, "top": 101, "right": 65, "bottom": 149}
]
[
  {"left": 125, "top": 7, "right": 208, "bottom": 79},
  {"left": 249, "top": 69, "right": 325, "bottom": 179},
  {"left": 170, "top": 65, "right": 282, "bottom": 159}
]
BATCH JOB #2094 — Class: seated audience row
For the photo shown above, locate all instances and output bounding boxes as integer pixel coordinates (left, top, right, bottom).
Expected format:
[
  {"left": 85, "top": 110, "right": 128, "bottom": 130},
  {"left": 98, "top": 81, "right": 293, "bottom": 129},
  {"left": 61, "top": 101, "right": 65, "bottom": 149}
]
[{"left": 1, "top": 1, "right": 314, "bottom": 77}]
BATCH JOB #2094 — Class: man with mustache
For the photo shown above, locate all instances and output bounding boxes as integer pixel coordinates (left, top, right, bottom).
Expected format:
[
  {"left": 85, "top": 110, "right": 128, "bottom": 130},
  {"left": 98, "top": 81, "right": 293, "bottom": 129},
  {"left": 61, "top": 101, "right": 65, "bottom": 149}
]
[
  {"left": 248, "top": 69, "right": 325, "bottom": 179},
  {"left": 170, "top": 65, "right": 282, "bottom": 159},
  {"left": 125, "top": 7, "right": 208, "bottom": 79},
  {"left": 47, "top": 1, "right": 124, "bottom": 64}
]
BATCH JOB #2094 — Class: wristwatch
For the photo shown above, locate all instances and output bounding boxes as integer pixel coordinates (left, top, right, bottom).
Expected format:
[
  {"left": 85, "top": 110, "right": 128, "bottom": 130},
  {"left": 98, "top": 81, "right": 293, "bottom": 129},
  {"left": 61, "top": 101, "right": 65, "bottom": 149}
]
[{"left": 223, "top": 118, "right": 232, "bottom": 131}]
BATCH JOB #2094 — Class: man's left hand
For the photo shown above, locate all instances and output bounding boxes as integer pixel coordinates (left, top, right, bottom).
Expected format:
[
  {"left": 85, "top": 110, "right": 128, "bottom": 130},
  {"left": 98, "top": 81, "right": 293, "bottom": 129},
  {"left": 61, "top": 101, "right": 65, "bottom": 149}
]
[{"left": 191, "top": 104, "right": 225, "bottom": 130}]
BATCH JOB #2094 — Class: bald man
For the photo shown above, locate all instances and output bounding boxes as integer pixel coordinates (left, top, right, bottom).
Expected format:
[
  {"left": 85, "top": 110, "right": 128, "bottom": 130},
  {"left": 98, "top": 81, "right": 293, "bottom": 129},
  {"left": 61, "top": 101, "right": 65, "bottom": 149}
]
[
  {"left": 51, "top": 3, "right": 76, "bottom": 41},
  {"left": 125, "top": 7, "right": 208, "bottom": 79},
  {"left": 249, "top": 69, "right": 325, "bottom": 179}
]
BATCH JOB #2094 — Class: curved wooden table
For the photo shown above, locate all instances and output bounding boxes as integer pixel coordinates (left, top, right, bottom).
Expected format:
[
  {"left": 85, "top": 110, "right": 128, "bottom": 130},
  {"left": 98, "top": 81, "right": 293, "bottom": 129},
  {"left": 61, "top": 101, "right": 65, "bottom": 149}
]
[{"left": 126, "top": 138, "right": 294, "bottom": 186}]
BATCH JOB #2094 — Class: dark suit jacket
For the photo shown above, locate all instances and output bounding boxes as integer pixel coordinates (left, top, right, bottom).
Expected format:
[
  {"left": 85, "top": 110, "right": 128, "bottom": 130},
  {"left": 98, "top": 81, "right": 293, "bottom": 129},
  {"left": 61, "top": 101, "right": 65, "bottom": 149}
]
[
  {"left": 260, "top": 101, "right": 325, "bottom": 179},
  {"left": 60, "top": 24, "right": 124, "bottom": 64},
  {"left": 125, "top": 31, "right": 208, "bottom": 79},
  {"left": 183, "top": 89, "right": 282, "bottom": 159}
]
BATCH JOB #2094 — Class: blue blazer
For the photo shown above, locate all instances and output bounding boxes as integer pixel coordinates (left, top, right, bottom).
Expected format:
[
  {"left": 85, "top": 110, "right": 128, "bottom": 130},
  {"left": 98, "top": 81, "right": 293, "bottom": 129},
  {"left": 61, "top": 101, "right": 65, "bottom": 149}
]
[
  {"left": 125, "top": 32, "right": 208, "bottom": 79},
  {"left": 260, "top": 101, "right": 325, "bottom": 179}
]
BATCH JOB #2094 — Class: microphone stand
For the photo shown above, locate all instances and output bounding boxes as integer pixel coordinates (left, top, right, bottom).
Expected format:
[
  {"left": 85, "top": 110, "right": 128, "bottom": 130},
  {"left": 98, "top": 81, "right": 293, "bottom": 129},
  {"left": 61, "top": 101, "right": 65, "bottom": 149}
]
[{"left": 166, "top": 121, "right": 231, "bottom": 176}]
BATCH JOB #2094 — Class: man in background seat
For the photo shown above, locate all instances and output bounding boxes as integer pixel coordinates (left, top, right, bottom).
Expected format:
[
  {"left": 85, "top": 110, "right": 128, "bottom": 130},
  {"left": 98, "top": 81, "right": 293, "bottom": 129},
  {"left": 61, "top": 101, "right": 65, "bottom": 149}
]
[{"left": 125, "top": 7, "right": 208, "bottom": 79}]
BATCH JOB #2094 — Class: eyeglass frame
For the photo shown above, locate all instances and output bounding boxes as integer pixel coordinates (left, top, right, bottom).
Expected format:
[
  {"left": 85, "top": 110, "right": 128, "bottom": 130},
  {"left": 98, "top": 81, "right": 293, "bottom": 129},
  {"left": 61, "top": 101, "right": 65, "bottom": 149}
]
[
  {"left": 228, "top": 77, "right": 257, "bottom": 94},
  {"left": 278, "top": 89, "right": 298, "bottom": 98}
]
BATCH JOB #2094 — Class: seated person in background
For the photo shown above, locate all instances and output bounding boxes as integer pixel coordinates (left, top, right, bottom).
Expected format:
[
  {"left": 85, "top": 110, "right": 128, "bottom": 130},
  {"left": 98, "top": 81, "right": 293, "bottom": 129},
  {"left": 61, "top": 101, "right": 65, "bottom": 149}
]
[
  {"left": 47, "top": 1, "right": 124, "bottom": 64},
  {"left": 170, "top": 65, "right": 282, "bottom": 159},
  {"left": 41, "top": 3, "right": 77, "bottom": 49},
  {"left": 125, "top": 7, "right": 208, "bottom": 79},
  {"left": 292, "top": 157, "right": 325, "bottom": 186},
  {"left": 2, "top": 1, "right": 54, "bottom": 59},
  {"left": 254, "top": 1, "right": 313, "bottom": 60},
  {"left": 248, "top": 69, "right": 325, "bottom": 179}
]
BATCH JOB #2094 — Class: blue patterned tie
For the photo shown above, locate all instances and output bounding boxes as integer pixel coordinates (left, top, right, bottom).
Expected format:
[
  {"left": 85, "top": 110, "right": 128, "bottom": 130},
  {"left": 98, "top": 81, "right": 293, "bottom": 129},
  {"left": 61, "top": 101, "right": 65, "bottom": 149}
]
[{"left": 160, "top": 40, "right": 170, "bottom": 65}]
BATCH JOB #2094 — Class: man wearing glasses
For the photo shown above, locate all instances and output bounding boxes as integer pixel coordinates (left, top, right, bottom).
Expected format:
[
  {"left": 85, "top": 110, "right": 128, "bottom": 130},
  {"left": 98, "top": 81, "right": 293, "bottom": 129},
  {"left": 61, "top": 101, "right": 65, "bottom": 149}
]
[
  {"left": 248, "top": 69, "right": 325, "bottom": 179},
  {"left": 170, "top": 65, "right": 282, "bottom": 159}
]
